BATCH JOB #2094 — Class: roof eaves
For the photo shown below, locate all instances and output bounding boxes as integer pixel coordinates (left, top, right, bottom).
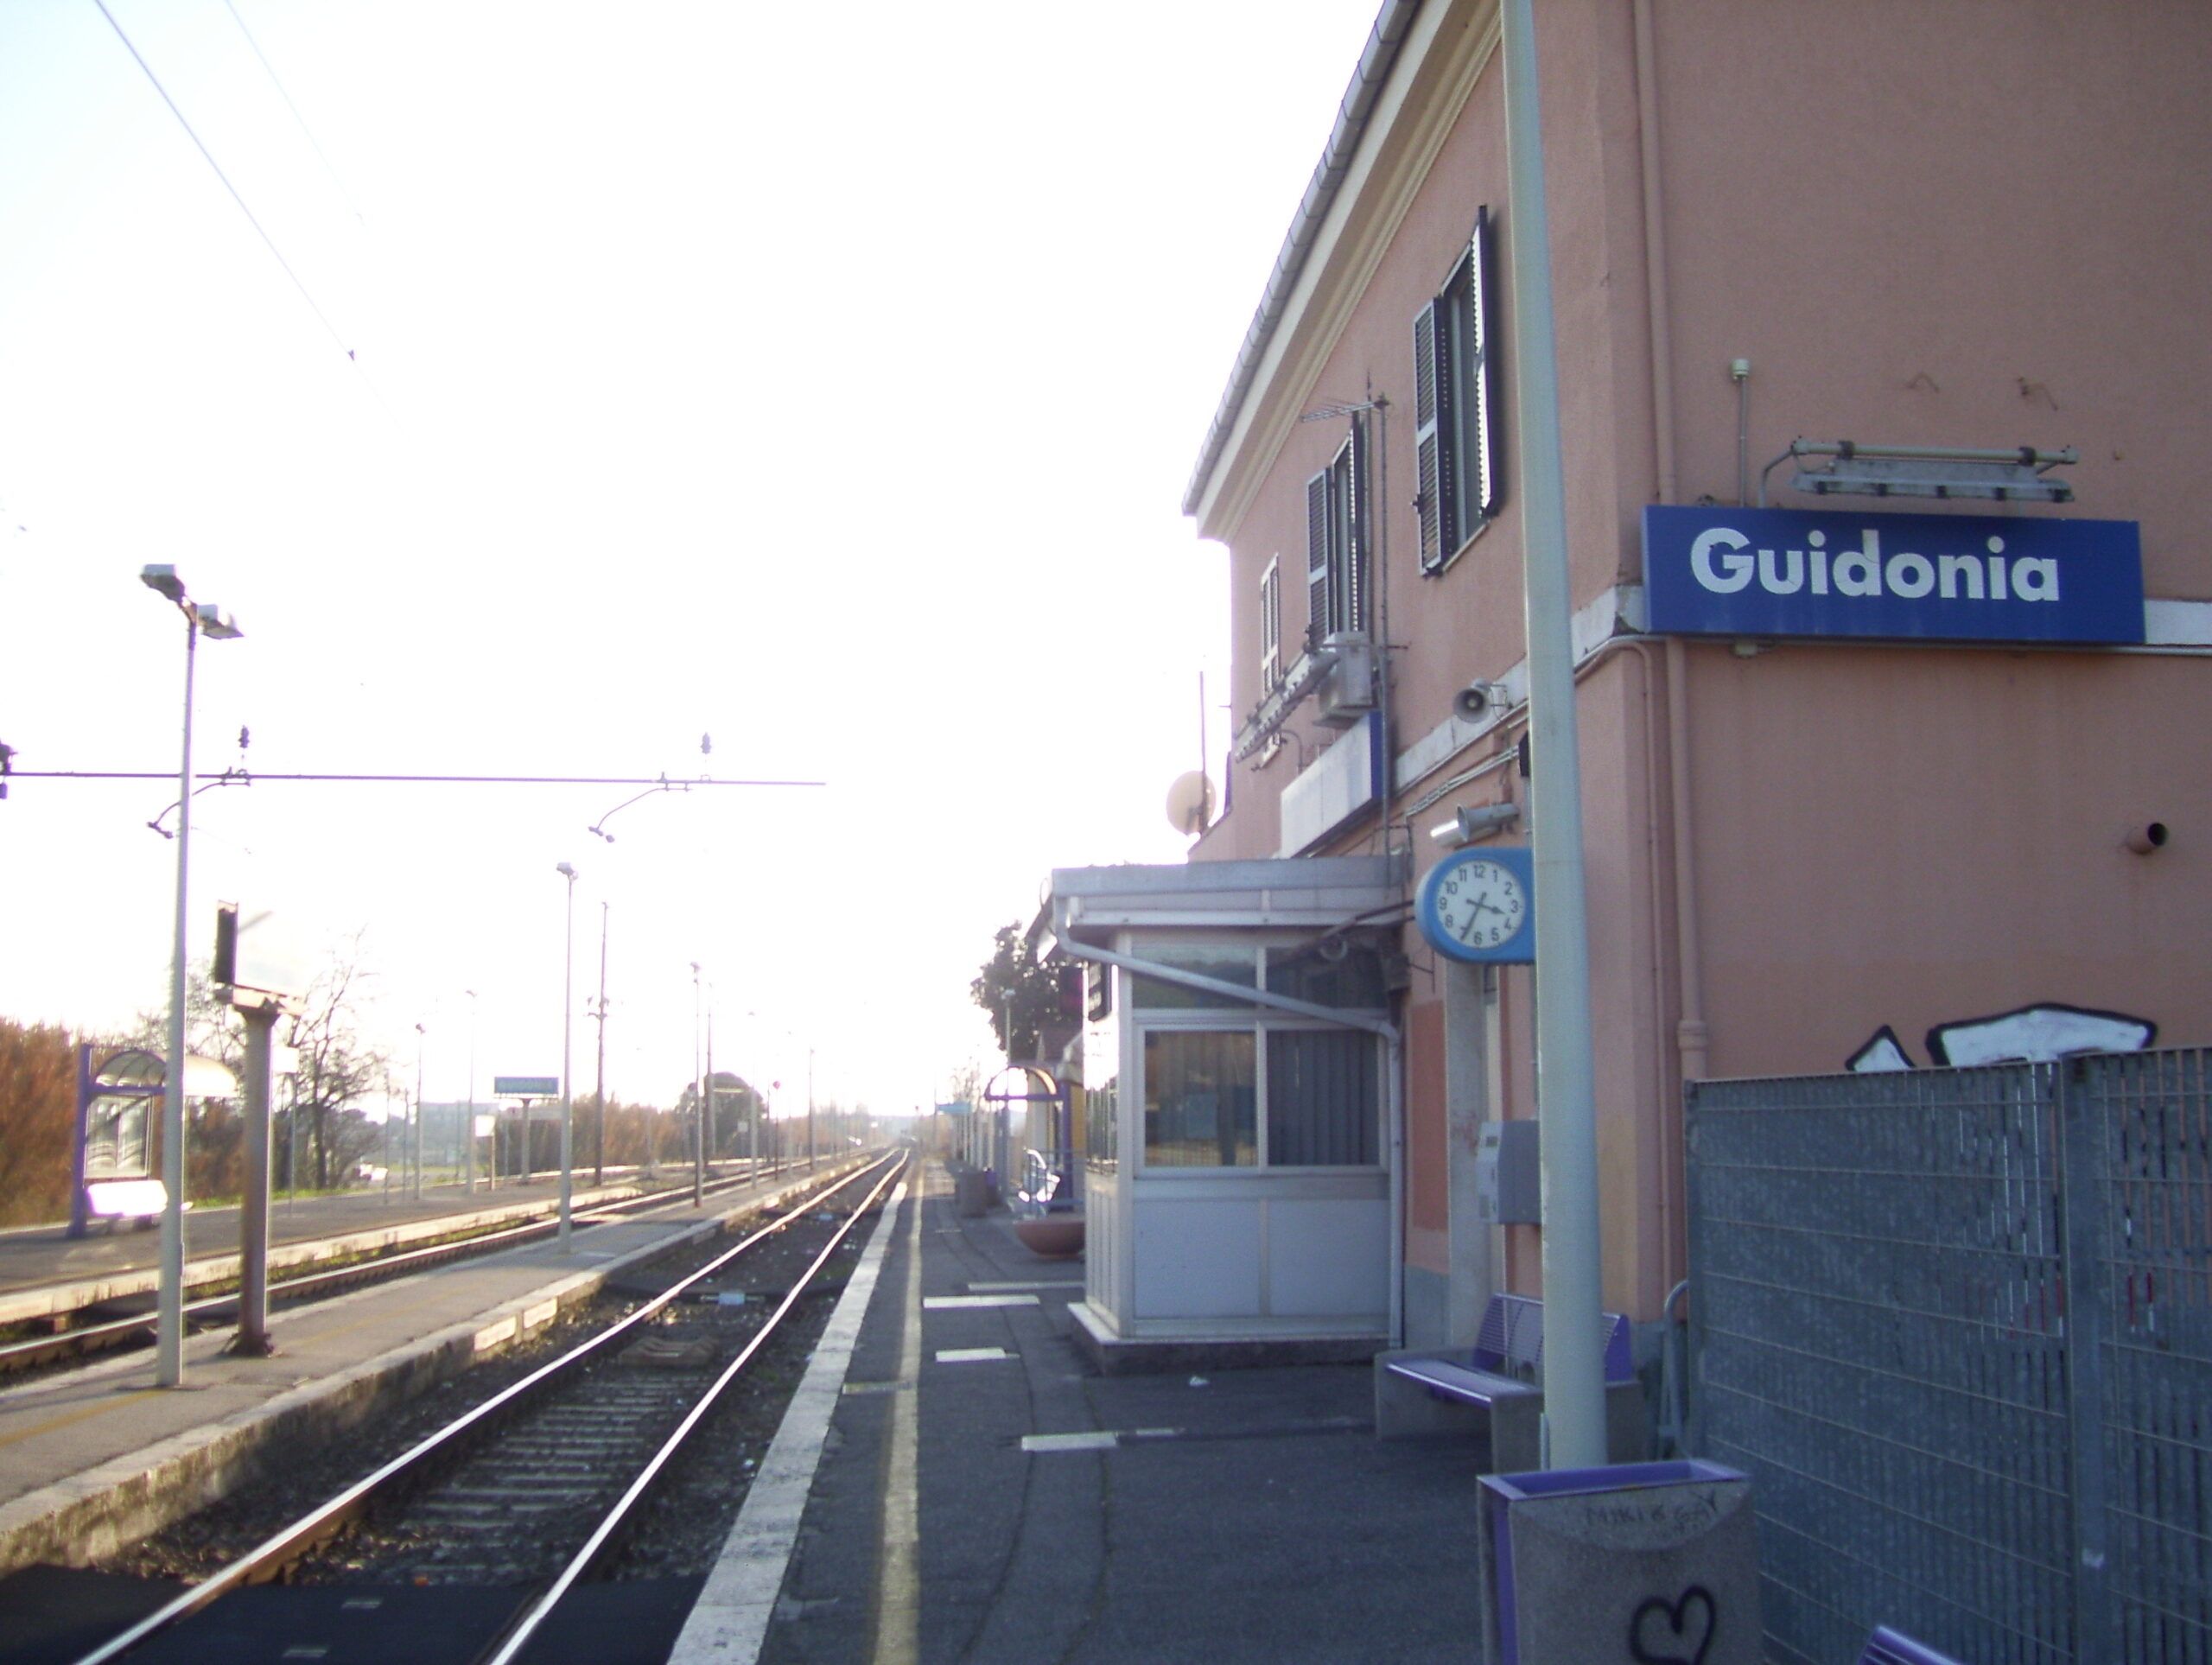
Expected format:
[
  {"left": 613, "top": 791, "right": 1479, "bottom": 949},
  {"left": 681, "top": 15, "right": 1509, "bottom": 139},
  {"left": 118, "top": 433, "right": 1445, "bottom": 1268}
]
[{"left": 1179, "top": 0, "right": 1425, "bottom": 521}]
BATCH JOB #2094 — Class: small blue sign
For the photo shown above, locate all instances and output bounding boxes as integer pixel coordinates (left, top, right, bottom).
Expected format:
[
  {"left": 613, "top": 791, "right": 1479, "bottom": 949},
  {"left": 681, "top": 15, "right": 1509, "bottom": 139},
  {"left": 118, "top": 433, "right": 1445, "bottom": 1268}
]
[
  {"left": 1643, "top": 505, "right": 2144, "bottom": 645},
  {"left": 493, "top": 1075, "right": 559, "bottom": 1097}
]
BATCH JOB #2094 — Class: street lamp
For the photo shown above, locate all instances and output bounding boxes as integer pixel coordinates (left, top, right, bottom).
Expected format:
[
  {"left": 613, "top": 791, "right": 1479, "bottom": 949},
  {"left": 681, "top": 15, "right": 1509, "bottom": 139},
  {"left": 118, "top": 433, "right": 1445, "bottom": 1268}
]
[
  {"left": 140, "top": 562, "right": 244, "bottom": 1390},
  {"left": 689, "top": 962, "right": 706, "bottom": 1206},
  {"left": 463, "top": 989, "right": 479, "bottom": 1195},
  {"left": 412, "top": 1022, "right": 426, "bottom": 1201},
  {"left": 556, "top": 862, "right": 578, "bottom": 1249}
]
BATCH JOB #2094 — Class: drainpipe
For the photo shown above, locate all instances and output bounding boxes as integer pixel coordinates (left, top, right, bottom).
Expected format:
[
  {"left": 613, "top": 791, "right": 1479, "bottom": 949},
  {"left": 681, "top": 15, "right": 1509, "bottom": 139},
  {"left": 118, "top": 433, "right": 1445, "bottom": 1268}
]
[{"left": 1635, "top": 0, "right": 1700, "bottom": 1288}]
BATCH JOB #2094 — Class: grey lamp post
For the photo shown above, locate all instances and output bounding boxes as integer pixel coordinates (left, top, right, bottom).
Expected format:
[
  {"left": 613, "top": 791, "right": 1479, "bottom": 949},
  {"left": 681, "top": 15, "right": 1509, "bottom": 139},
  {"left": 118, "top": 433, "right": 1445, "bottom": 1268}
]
[
  {"left": 556, "top": 862, "right": 577, "bottom": 1249},
  {"left": 463, "top": 988, "right": 478, "bottom": 1195},
  {"left": 690, "top": 962, "right": 705, "bottom": 1206},
  {"left": 139, "top": 563, "right": 243, "bottom": 1389},
  {"left": 412, "top": 1022, "right": 426, "bottom": 1200}
]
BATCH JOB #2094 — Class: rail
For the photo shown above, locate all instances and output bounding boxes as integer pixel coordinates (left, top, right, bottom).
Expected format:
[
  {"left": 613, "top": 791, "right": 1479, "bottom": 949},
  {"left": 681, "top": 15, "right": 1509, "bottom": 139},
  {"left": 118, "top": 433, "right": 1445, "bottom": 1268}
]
[{"left": 68, "top": 1149, "right": 906, "bottom": 1665}]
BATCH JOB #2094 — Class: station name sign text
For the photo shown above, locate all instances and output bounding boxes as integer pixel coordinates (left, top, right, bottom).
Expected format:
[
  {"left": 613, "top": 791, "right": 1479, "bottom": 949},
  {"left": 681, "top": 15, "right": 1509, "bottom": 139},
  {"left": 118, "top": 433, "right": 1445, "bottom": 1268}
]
[{"left": 1643, "top": 505, "right": 2143, "bottom": 644}]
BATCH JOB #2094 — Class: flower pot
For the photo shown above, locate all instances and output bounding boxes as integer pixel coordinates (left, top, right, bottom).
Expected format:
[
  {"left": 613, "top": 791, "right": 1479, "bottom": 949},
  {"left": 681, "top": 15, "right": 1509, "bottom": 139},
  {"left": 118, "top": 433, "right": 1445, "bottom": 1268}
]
[{"left": 1013, "top": 1215, "right": 1084, "bottom": 1258}]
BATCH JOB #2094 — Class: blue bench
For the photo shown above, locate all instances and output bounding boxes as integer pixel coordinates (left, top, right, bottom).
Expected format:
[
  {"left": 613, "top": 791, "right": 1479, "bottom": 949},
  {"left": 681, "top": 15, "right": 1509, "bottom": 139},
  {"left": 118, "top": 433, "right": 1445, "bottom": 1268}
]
[
  {"left": 1374, "top": 1293, "right": 1644, "bottom": 1470},
  {"left": 1860, "top": 1626, "right": 1966, "bottom": 1665}
]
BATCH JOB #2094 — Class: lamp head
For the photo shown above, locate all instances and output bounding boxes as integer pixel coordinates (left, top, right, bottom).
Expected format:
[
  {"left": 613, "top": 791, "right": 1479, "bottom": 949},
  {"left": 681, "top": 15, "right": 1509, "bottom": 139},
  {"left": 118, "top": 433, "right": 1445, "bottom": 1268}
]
[
  {"left": 140, "top": 563, "right": 186, "bottom": 602},
  {"left": 556, "top": 861, "right": 577, "bottom": 880},
  {"left": 194, "top": 604, "right": 244, "bottom": 640}
]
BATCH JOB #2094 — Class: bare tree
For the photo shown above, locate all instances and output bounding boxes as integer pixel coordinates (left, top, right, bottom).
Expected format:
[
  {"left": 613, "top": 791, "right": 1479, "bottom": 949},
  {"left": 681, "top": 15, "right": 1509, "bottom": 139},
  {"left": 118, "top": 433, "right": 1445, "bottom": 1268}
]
[{"left": 283, "top": 937, "right": 391, "bottom": 1191}]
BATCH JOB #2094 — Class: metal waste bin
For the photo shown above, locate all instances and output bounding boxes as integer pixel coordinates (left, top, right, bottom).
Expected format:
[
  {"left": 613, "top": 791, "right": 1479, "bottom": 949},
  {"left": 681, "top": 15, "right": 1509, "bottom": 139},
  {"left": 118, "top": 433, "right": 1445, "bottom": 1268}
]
[
  {"left": 951, "top": 1163, "right": 989, "bottom": 1217},
  {"left": 1476, "top": 1459, "right": 1761, "bottom": 1664}
]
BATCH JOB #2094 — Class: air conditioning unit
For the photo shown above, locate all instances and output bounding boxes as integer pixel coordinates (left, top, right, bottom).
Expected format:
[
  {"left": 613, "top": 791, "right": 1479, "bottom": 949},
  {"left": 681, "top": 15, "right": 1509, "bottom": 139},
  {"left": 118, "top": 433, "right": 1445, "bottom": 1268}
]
[{"left": 1316, "top": 634, "right": 1377, "bottom": 727}]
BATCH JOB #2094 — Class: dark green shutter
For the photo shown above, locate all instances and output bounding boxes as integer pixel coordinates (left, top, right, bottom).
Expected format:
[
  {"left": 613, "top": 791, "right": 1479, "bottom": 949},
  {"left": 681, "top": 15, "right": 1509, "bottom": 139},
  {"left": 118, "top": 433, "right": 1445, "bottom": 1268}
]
[
  {"left": 1414, "top": 302, "right": 1441, "bottom": 570},
  {"left": 1344, "top": 420, "right": 1367, "bottom": 634},
  {"left": 1305, "top": 469, "right": 1330, "bottom": 650}
]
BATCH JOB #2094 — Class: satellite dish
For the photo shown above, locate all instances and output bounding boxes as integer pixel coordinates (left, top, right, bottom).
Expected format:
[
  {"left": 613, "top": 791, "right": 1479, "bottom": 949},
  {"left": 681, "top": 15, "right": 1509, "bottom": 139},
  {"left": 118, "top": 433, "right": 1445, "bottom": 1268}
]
[{"left": 1166, "top": 771, "right": 1216, "bottom": 836}]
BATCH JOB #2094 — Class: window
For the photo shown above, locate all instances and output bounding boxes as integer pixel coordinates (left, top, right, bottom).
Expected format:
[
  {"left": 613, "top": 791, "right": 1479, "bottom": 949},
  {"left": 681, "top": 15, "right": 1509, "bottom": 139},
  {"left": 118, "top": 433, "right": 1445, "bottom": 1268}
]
[
  {"left": 1414, "top": 206, "right": 1501, "bottom": 574},
  {"left": 1144, "top": 1031, "right": 1256, "bottom": 1168},
  {"left": 1304, "top": 416, "right": 1368, "bottom": 647},
  {"left": 1129, "top": 941, "right": 1385, "bottom": 1172},
  {"left": 1084, "top": 1016, "right": 1119, "bottom": 1172},
  {"left": 1267, "top": 1030, "right": 1379, "bottom": 1166},
  {"left": 1259, "top": 557, "right": 1282, "bottom": 694},
  {"left": 1130, "top": 944, "right": 1259, "bottom": 1011}
]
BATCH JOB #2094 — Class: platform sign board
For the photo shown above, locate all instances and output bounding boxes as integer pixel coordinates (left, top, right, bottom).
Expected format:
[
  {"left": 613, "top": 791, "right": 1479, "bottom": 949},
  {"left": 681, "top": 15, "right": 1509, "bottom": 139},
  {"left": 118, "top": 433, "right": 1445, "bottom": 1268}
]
[
  {"left": 212, "top": 902, "right": 308, "bottom": 1006},
  {"left": 493, "top": 1076, "right": 559, "bottom": 1097},
  {"left": 1643, "top": 505, "right": 2145, "bottom": 645}
]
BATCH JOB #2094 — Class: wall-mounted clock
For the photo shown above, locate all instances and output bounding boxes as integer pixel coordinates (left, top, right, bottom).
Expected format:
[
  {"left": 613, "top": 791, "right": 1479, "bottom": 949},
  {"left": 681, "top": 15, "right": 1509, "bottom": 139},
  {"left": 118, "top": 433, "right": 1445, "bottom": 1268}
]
[{"left": 1416, "top": 845, "right": 1536, "bottom": 964}]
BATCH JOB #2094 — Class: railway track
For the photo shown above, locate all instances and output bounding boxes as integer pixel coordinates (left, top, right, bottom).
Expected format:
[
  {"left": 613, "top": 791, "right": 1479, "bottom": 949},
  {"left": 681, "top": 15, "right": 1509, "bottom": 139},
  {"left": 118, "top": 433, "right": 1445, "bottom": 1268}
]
[
  {"left": 0, "top": 1158, "right": 833, "bottom": 1380},
  {"left": 68, "top": 1148, "right": 907, "bottom": 1665}
]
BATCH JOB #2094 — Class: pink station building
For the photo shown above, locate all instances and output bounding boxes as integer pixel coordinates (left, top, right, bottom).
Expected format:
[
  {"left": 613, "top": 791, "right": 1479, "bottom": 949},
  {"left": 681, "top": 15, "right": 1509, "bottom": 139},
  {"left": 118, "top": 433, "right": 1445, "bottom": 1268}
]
[{"left": 1042, "top": 0, "right": 2212, "bottom": 1369}]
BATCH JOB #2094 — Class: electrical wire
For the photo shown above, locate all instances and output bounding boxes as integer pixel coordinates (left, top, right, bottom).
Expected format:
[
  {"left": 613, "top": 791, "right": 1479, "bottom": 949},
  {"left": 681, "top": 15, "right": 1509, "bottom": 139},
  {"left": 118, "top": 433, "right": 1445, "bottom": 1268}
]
[
  {"left": 223, "top": 0, "right": 365, "bottom": 225},
  {"left": 14, "top": 770, "right": 824, "bottom": 786},
  {"left": 92, "top": 0, "right": 357, "bottom": 364}
]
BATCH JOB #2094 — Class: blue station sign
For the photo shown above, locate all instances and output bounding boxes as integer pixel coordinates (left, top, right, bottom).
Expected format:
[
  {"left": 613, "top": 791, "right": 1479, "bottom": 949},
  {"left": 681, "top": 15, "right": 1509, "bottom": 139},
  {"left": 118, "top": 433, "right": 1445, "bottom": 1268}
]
[{"left": 1643, "top": 505, "right": 2144, "bottom": 645}]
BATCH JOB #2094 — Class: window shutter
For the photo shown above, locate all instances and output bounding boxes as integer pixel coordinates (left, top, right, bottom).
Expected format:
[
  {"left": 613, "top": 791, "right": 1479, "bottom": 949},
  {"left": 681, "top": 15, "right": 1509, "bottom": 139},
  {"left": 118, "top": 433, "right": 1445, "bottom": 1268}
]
[
  {"left": 1305, "top": 470, "right": 1330, "bottom": 650},
  {"left": 1344, "top": 420, "right": 1368, "bottom": 635},
  {"left": 1259, "top": 559, "right": 1281, "bottom": 690},
  {"left": 1469, "top": 206, "right": 1499, "bottom": 520},
  {"left": 1413, "top": 302, "right": 1441, "bottom": 572}
]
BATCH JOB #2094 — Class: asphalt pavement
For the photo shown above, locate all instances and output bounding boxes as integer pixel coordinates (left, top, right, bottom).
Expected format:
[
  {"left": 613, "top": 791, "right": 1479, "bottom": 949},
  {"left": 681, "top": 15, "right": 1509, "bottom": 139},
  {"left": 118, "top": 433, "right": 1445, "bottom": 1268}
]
[{"left": 747, "top": 1167, "right": 1487, "bottom": 1664}]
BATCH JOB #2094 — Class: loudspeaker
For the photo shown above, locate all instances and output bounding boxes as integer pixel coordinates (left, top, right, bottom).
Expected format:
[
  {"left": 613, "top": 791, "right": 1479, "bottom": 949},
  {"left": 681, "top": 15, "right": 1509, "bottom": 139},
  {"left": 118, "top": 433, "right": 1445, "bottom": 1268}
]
[{"left": 1452, "top": 682, "right": 1503, "bottom": 723}]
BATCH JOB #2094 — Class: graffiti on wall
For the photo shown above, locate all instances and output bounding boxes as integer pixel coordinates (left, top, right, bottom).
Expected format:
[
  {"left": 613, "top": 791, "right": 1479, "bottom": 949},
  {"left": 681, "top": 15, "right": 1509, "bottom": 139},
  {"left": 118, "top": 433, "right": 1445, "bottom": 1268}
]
[{"left": 1847, "top": 1001, "right": 2157, "bottom": 1072}]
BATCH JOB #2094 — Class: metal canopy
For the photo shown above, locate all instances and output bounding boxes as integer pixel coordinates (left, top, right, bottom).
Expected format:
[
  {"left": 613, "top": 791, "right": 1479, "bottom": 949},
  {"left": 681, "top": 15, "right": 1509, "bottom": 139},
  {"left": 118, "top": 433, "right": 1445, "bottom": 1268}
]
[
  {"left": 94, "top": 1048, "right": 238, "bottom": 1097},
  {"left": 1047, "top": 855, "right": 1404, "bottom": 940}
]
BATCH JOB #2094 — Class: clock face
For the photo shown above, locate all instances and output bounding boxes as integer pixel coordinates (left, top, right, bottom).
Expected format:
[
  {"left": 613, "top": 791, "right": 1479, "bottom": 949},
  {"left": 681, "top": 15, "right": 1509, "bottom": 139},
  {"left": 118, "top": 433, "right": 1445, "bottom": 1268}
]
[
  {"left": 1433, "top": 858, "right": 1527, "bottom": 951},
  {"left": 1415, "top": 847, "right": 1535, "bottom": 963}
]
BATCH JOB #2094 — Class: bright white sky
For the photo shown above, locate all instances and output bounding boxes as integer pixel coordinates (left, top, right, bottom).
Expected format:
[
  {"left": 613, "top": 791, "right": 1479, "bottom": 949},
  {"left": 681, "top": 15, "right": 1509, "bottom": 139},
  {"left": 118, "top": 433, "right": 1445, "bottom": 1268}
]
[{"left": 0, "top": 0, "right": 1376, "bottom": 1122}]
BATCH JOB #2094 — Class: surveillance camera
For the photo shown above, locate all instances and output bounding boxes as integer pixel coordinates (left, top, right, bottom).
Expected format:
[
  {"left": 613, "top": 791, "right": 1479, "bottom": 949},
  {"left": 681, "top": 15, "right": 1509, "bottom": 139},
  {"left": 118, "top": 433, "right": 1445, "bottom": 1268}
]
[{"left": 1452, "top": 683, "right": 1506, "bottom": 724}]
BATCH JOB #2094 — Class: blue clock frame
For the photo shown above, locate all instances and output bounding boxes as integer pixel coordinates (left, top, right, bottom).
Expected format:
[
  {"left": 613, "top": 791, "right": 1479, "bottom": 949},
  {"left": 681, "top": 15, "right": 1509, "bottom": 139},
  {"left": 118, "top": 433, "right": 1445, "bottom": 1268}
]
[{"left": 1416, "top": 845, "right": 1537, "bottom": 964}]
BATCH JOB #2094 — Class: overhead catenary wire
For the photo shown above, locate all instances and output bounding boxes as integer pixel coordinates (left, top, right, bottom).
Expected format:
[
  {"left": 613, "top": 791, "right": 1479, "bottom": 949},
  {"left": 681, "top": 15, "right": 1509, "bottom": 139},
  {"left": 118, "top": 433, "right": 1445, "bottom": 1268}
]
[
  {"left": 92, "top": 0, "right": 358, "bottom": 365},
  {"left": 223, "top": 0, "right": 365, "bottom": 226},
  {"left": 10, "top": 769, "right": 823, "bottom": 786}
]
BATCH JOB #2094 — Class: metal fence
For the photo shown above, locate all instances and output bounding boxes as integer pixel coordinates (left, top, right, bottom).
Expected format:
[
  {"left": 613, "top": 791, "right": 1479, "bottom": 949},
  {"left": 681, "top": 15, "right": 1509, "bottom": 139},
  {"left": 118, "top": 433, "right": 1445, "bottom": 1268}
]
[{"left": 1687, "top": 1050, "right": 2212, "bottom": 1663}]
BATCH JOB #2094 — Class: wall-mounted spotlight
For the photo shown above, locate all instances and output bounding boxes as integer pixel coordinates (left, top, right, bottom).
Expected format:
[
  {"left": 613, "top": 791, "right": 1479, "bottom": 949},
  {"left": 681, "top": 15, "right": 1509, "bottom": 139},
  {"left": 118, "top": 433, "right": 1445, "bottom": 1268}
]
[
  {"left": 1428, "top": 801, "right": 1522, "bottom": 848},
  {"left": 2125, "top": 822, "right": 2169, "bottom": 855}
]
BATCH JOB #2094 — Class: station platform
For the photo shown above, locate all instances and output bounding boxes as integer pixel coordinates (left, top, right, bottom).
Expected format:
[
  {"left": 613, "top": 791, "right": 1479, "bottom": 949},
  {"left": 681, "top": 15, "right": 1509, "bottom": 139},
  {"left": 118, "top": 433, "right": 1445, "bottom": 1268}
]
[
  {"left": 0, "top": 1167, "right": 731, "bottom": 1328},
  {"left": 0, "top": 1165, "right": 828, "bottom": 1579},
  {"left": 673, "top": 1163, "right": 1487, "bottom": 1665}
]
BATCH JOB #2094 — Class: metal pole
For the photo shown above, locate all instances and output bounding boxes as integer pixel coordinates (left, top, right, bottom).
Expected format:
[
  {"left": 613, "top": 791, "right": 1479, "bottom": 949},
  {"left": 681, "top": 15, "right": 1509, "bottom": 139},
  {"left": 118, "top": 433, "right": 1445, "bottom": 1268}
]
[
  {"left": 690, "top": 964, "right": 705, "bottom": 1206},
  {"left": 412, "top": 1022, "right": 425, "bottom": 1201},
  {"left": 233, "top": 1002, "right": 277, "bottom": 1357},
  {"left": 593, "top": 901, "right": 608, "bottom": 1185},
  {"left": 463, "top": 990, "right": 477, "bottom": 1196},
  {"left": 285, "top": 1071, "right": 298, "bottom": 1214},
  {"left": 1502, "top": 0, "right": 1606, "bottom": 1470},
  {"left": 807, "top": 1046, "right": 816, "bottom": 1172},
  {"left": 156, "top": 612, "right": 196, "bottom": 1388},
  {"left": 556, "top": 864, "right": 575, "bottom": 1249}
]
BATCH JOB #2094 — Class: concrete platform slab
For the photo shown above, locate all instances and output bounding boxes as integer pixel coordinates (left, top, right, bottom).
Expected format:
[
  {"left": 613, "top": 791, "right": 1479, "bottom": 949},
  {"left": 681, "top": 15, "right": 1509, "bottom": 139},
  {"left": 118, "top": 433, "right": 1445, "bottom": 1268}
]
[{"left": 676, "top": 1165, "right": 1488, "bottom": 1665}]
